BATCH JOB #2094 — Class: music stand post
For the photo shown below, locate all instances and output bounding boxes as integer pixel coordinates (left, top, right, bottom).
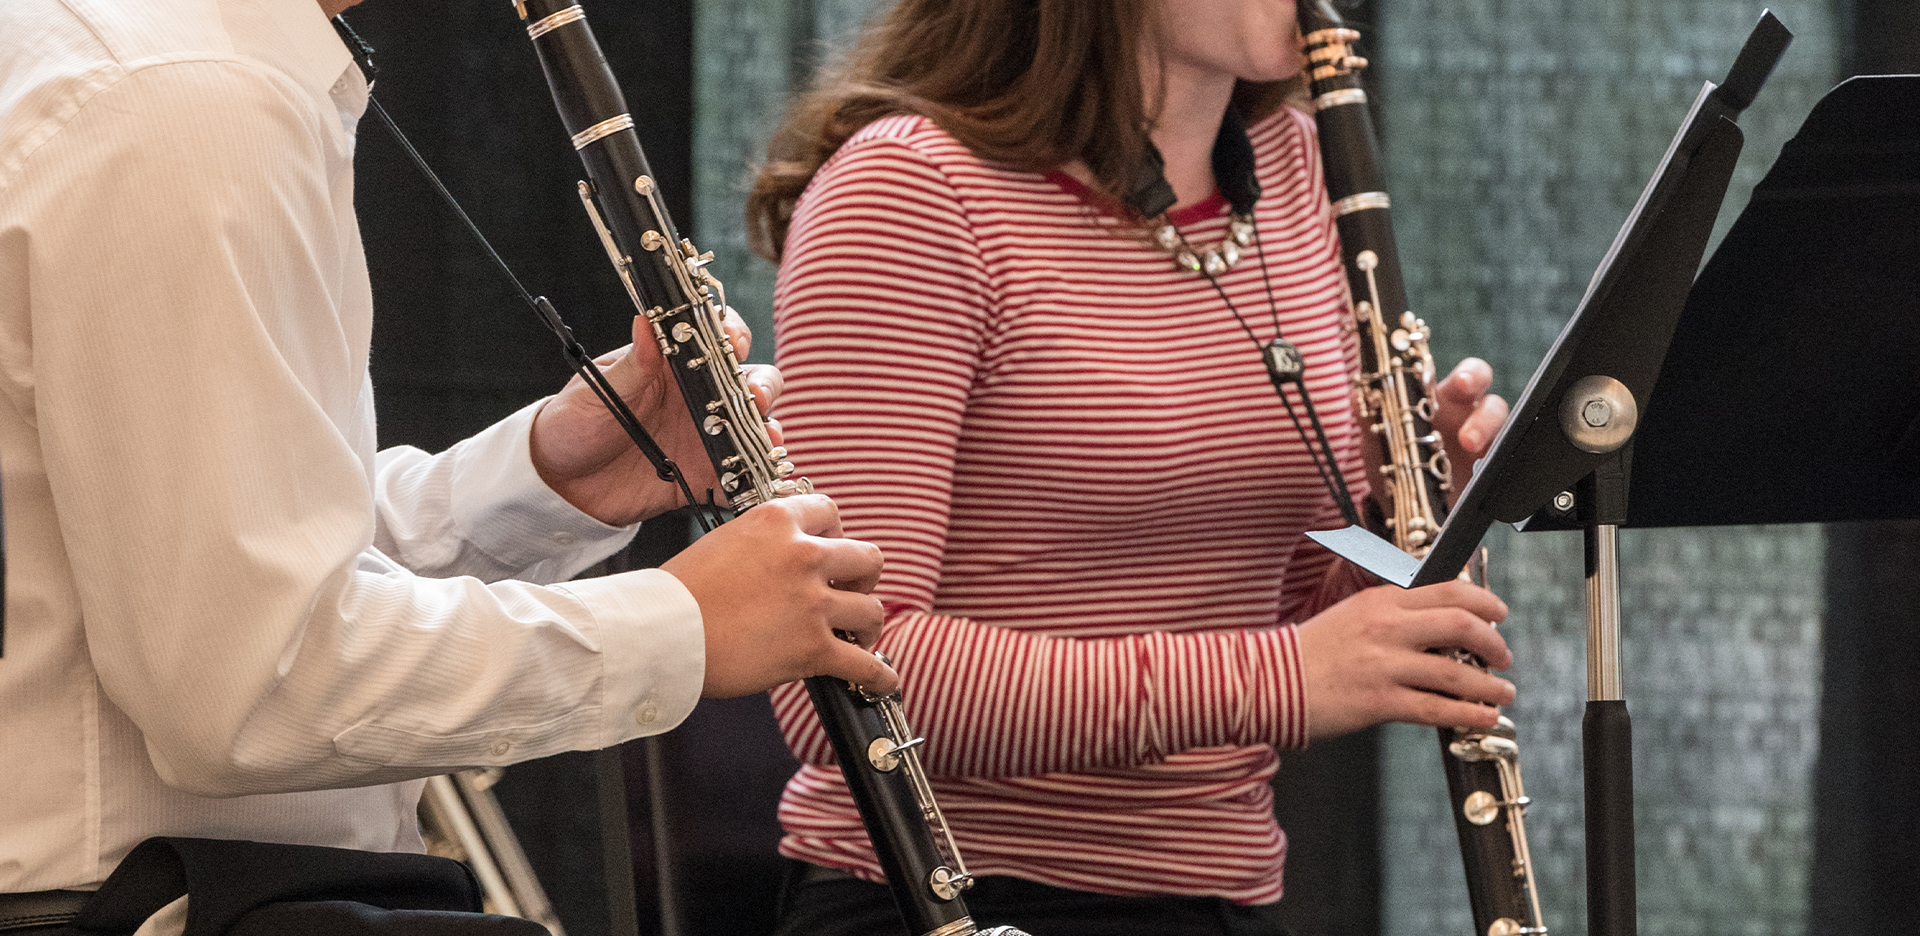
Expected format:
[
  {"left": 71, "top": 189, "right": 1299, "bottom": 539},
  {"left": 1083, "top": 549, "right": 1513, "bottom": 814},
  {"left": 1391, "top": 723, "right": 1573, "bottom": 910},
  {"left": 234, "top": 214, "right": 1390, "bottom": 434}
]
[
  {"left": 1307, "top": 12, "right": 1795, "bottom": 936},
  {"left": 1577, "top": 454, "right": 1635, "bottom": 936}
]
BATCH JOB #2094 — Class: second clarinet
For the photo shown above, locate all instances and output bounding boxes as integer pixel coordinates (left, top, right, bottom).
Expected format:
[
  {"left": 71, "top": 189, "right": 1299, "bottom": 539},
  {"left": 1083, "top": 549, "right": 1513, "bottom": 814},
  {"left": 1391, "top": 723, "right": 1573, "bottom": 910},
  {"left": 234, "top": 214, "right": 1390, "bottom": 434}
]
[
  {"left": 1296, "top": 4, "right": 1546, "bottom": 936},
  {"left": 509, "top": 3, "right": 1025, "bottom": 935}
]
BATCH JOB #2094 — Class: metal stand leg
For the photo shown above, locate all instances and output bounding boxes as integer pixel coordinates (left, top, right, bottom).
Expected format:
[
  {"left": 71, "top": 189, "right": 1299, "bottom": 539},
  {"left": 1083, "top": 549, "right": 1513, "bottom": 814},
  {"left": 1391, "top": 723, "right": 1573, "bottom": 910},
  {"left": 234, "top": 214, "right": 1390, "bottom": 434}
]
[
  {"left": 421, "top": 770, "right": 568, "bottom": 934},
  {"left": 597, "top": 746, "right": 644, "bottom": 936},
  {"left": 1584, "top": 523, "right": 1635, "bottom": 936}
]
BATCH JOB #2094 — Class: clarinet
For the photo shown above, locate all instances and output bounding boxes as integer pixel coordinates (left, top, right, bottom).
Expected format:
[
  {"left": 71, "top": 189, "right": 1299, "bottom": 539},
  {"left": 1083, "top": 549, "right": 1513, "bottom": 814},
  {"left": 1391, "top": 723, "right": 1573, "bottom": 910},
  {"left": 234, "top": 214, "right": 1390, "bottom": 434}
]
[
  {"left": 510, "top": 4, "right": 1025, "bottom": 935},
  {"left": 1296, "top": 5, "right": 1545, "bottom": 936}
]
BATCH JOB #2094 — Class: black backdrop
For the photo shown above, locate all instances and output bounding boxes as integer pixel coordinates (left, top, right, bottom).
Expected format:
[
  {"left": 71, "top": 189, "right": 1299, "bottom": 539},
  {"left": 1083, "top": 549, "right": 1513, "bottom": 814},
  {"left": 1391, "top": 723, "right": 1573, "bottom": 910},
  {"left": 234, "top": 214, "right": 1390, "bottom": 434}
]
[
  {"left": 350, "top": 0, "right": 693, "bottom": 456},
  {"left": 1811, "top": 5, "right": 1920, "bottom": 933}
]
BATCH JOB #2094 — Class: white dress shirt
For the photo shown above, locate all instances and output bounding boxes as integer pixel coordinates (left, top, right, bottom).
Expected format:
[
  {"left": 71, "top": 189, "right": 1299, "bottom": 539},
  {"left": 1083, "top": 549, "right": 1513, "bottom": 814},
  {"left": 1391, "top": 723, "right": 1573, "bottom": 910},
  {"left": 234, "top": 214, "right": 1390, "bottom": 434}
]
[{"left": 0, "top": 0, "right": 705, "bottom": 893}]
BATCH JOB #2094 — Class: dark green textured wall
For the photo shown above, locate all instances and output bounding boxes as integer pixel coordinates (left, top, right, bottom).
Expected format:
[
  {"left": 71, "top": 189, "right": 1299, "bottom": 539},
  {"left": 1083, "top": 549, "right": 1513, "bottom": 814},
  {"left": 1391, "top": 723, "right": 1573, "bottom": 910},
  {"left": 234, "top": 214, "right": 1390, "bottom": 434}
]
[{"left": 692, "top": 0, "right": 880, "bottom": 364}]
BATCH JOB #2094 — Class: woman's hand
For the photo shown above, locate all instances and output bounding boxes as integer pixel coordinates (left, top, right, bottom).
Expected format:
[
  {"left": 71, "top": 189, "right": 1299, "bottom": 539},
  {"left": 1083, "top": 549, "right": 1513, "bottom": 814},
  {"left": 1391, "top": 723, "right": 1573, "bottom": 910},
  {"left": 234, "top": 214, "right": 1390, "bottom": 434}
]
[
  {"left": 1429, "top": 357, "right": 1510, "bottom": 502},
  {"left": 1295, "top": 580, "right": 1514, "bottom": 741},
  {"left": 528, "top": 307, "right": 783, "bottom": 526}
]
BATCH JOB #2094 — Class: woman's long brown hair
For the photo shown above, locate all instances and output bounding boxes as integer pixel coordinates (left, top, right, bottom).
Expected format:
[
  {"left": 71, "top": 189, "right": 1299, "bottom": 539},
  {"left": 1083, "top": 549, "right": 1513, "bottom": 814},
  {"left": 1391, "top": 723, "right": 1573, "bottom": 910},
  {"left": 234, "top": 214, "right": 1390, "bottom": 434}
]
[{"left": 746, "top": 0, "right": 1299, "bottom": 261}]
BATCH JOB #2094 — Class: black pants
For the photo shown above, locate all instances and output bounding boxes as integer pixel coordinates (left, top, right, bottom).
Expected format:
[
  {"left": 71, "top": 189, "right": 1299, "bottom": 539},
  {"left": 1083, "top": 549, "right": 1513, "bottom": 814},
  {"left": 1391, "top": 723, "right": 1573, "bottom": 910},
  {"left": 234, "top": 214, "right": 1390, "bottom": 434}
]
[
  {"left": 33, "top": 838, "right": 547, "bottom": 936},
  {"left": 770, "top": 863, "right": 1293, "bottom": 936}
]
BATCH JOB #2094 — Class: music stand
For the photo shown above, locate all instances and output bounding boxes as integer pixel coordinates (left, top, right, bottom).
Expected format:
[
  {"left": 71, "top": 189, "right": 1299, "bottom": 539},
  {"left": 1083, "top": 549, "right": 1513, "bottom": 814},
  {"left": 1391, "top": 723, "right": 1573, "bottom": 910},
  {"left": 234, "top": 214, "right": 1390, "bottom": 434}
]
[
  {"left": 1305, "top": 12, "right": 1820, "bottom": 936},
  {"left": 1520, "top": 72, "right": 1920, "bottom": 532},
  {"left": 1513, "top": 66, "right": 1919, "bottom": 930}
]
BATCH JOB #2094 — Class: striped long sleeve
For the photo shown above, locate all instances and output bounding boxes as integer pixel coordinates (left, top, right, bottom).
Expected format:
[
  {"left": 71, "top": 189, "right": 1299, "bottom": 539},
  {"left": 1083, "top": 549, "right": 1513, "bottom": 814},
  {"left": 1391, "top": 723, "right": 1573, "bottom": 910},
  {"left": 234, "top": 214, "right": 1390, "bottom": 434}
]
[{"left": 767, "top": 111, "right": 1367, "bottom": 902}]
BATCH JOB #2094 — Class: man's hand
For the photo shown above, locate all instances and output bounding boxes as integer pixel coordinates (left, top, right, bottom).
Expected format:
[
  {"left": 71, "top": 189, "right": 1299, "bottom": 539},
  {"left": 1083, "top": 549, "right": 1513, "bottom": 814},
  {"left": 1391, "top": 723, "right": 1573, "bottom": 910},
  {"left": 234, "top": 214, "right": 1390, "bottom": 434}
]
[
  {"left": 1296, "top": 580, "right": 1514, "bottom": 741},
  {"left": 1429, "top": 357, "right": 1510, "bottom": 502},
  {"left": 660, "top": 494, "right": 898, "bottom": 698},
  {"left": 529, "top": 308, "right": 783, "bottom": 526}
]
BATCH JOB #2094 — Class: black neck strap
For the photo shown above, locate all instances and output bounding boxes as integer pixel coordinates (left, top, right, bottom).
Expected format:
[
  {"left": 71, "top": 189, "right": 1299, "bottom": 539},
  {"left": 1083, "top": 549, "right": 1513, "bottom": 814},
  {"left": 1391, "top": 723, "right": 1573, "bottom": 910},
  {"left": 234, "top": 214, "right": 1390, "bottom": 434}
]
[
  {"left": 1132, "top": 108, "right": 1361, "bottom": 528},
  {"left": 331, "top": 16, "right": 713, "bottom": 528},
  {"left": 1124, "top": 109, "right": 1263, "bottom": 218}
]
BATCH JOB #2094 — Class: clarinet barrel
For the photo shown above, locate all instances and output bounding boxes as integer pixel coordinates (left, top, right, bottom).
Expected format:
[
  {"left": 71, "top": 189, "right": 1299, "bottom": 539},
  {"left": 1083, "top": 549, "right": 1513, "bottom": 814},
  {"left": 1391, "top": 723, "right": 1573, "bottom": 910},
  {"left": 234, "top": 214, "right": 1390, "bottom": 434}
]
[{"left": 1296, "top": 4, "right": 1546, "bottom": 935}]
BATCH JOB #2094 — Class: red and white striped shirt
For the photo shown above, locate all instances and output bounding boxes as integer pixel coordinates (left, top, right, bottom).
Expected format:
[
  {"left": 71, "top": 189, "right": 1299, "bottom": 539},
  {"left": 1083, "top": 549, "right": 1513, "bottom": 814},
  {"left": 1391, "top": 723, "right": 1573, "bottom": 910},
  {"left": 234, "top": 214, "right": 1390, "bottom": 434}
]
[{"left": 768, "top": 108, "right": 1367, "bottom": 904}]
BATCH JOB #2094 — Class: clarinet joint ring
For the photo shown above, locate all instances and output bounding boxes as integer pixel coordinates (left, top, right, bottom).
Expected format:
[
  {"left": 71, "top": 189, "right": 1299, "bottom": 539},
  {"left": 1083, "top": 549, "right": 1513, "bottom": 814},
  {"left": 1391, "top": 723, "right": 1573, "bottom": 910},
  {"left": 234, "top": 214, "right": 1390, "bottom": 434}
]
[{"left": 525, "top": 5, "right": 584, "bottom": 40}]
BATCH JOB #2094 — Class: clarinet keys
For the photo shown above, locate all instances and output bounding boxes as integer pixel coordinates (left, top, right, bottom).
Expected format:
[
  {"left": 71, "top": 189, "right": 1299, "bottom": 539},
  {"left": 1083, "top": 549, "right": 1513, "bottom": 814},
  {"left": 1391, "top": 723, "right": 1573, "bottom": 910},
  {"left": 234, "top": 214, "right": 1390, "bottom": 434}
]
[
  {"left": 928, "top": 866, "right": 970, "bottom": 902},
  {"left": 1461, "top": 789, "right": 1534, "bottom": 827},
  {"left": 868, "top": 734, "right": 927, "bottom": 773}
]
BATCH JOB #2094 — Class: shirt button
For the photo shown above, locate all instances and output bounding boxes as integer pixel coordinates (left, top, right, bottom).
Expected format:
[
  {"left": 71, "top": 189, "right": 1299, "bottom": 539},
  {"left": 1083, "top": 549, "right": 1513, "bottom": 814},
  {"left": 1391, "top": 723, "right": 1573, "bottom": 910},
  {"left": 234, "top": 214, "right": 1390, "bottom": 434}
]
[
  {"left": 636, "top": 706, "right": 658, "bottom": 726},
  {"left": 552, "top": 532, "right": 577, "bottom": 546},
  {"left": 488, "top": 739, "right": 512, "bottom": 757}
]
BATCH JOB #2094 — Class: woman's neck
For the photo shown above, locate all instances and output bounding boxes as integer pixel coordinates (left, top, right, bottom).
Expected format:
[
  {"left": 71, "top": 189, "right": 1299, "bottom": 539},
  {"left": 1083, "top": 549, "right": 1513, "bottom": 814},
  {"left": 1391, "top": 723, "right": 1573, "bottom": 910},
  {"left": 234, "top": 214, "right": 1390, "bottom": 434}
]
[
  {"left": 1147, "top": 62, "right": 1238, "bottom": 211},
  {"left": 1055, "top": 61, "right": 1238, "bottom": 213}
]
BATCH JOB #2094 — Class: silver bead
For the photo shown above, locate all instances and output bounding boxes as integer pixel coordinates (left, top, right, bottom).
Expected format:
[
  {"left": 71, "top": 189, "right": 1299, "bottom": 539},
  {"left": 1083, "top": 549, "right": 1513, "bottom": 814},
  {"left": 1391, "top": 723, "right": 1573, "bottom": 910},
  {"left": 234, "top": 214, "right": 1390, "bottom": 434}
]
[
  {"left": 1153, "top": 225, "right": 1181, "bottom": 250},
  {"left": 1202, "top": 250, "right": 1228, "bottom": 276},
  {"left": 1174, "top": 249, "right": 1201, "bottom": 272},
  {"left": 1221, "top": 240, "right": 1241, "bottom": 267},
  {"left": 1229, "top": 216, "right": 1255, "bottom": 246}
]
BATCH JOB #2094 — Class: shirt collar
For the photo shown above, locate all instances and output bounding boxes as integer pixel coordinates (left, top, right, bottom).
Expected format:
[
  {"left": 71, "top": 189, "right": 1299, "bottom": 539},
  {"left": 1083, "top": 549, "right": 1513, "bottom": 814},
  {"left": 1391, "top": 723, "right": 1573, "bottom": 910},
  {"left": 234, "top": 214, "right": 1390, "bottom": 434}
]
[{"left": 228, "top": 0, "right": 362, "bottom": 119}]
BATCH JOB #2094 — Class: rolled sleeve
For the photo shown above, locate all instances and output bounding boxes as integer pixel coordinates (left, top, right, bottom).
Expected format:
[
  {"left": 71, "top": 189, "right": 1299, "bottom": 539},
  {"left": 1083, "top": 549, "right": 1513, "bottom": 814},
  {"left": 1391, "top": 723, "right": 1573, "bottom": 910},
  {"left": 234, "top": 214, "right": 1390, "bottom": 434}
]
[
  {"left": 374, "top": 399, "right": 639, "bottom": 584},
  {"left": 554, "top": 569, "right": 706, "bottom": 743}
]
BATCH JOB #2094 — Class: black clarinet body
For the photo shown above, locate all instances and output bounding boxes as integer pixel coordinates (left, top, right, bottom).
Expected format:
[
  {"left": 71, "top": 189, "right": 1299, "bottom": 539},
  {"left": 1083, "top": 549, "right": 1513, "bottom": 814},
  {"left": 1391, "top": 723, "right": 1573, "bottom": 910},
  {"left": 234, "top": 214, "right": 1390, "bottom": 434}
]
[
  {"left": 510, "top": 4, "right": 1021, "bottom": 935},
  {"left": 1296, "top": 4, "right": 1545, "bottom": 936}
]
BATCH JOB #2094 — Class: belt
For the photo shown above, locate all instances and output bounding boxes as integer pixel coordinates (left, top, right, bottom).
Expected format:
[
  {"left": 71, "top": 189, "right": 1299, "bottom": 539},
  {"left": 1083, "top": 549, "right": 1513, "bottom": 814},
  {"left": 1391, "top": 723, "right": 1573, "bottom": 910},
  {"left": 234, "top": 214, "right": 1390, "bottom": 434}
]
[{"left": 0, "top": 890, "right": 91, "bottom": 932}]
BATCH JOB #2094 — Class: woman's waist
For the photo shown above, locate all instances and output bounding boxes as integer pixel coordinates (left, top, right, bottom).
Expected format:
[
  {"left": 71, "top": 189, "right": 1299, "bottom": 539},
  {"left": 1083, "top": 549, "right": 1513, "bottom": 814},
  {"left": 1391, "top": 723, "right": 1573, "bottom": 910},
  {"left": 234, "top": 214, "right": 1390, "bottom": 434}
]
[{"left": 776, "top": 749, "right": 1290, "bottom": 903}]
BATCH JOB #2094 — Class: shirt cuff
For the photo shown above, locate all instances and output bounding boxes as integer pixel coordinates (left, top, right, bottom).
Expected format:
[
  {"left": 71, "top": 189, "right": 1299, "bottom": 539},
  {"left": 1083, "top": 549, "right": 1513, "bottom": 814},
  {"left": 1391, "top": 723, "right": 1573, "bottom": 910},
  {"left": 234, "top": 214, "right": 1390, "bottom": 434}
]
[
  {"left": 553, "top": 568, "right": 705, "bottom": 744},
  {"left": 447, "top": 398, "right": 638, "bottom": 574}
]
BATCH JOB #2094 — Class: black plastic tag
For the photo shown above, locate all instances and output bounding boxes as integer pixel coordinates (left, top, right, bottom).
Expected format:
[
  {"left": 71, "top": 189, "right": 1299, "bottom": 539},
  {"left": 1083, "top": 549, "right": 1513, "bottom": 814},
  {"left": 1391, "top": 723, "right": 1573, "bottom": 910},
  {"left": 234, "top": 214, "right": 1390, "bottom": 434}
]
[{"left": 1263, "top": 338, "right": 1304, "bottom": 384}]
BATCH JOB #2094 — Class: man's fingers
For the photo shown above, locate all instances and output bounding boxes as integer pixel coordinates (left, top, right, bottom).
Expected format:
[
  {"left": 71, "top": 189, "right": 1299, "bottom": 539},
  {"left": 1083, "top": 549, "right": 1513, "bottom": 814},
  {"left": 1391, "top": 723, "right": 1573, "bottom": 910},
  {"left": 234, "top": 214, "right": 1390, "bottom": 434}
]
[
  {"left": 825, "top": 589, "right": 886, "bottom": 646},
  {"left": 819, "top": 640, "right": 900, "bottom": 697},
  {"left": 821, "top": 539, "right": 884, "bottom": 594},
  {"left": 586, "top": 344, "right": 633, "bottom": 393},
  {"left": 765, "top": 493, "right": 844, "bottom": 538}
]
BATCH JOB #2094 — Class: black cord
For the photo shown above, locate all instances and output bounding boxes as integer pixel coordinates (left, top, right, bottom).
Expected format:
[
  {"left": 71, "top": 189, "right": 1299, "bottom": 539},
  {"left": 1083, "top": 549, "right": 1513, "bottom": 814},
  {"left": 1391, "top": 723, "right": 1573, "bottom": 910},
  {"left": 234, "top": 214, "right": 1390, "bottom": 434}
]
[
  {"left": 1174, "top": 219, "right": 1363, "bottom": 528},
  {"left": 1249, "top": 224, "right": 1361, "bottom": 526},
  {"left": 333, "top": 16, "right": 718, "bottom": 531}
]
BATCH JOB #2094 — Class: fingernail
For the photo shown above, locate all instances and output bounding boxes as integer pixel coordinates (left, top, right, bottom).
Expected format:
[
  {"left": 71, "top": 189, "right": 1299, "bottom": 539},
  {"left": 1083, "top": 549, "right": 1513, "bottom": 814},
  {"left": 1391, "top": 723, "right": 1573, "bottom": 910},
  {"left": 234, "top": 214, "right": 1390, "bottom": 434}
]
[{"left": 1502, "top": 681, "right": 1517, "bottom": 703}]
